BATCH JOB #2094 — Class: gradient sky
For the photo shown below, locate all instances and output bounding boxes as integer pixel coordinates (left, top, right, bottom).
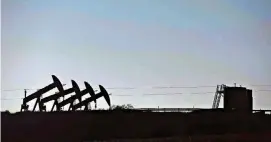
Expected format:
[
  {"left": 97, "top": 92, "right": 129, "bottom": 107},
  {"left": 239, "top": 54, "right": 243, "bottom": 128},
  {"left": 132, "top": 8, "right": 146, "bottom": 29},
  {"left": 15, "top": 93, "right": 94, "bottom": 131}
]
[{"left": 1, "top": 0, "right": 271, "bottom": 112}]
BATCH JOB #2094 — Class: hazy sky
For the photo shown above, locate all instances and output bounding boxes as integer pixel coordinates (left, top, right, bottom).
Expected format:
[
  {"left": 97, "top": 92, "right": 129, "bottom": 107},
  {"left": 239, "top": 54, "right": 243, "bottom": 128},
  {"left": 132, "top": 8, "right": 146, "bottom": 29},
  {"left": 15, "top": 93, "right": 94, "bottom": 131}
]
[{"left": 1, "top": 0, "right": 271, "bottom": 112}]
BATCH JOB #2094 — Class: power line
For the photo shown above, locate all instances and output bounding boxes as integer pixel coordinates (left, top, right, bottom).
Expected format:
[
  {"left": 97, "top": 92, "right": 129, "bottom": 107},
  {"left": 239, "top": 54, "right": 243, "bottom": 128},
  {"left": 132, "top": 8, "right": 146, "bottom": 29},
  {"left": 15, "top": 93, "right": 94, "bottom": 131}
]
[
  {"left": 254, "top": 90, "right": 271, "bottom": 92},
  {"left": 106, "top": 87, "right": 136, "bottom": 90},
  {"left": 1, "top": 89, "right": 23, "bottom": 92},
  {"left": 151, "top": 86, "right": 216, "bottom": 89},
  {"left": 2, "top": 84, "right": 271, "bottom": 92},
  {"left": 1, "top": 83, "right": 270, "bottom": 101},
  {"left": 142, "top": 90, "right": 271, "bottom": 96},
  {"left": 2, "top": 89, "right": 270, "bottom": 101},
  {"left": 0, "top": 85, "right": 220, "bottom": 92},
  {"left": 113, "top": 95, "right": 133, "bottom": 96},
  {"left": 0, "top": 91, "right": 215, "bottom": 100},
  {"left": 1, "top": 98, "right": 23, "bottom": 100},
  {"left": 0, "top": 95, "right": 132, "bottom": 100},
  {"left": 250, "top": 85, "right": 271, "bottom": 87},
  {"left": 143, "top": 92, "right": 215, "bottom": 96}
]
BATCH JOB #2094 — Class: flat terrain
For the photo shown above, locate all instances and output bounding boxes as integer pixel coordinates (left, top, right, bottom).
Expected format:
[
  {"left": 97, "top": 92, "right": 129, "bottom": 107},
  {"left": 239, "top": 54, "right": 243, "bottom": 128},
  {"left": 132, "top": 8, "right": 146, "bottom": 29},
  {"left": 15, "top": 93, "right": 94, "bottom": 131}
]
[
  {"left": 2, "top": 111, "right": 271, "bottom": 142},
  {"left": 96, "top": 134, "right": 271, "bottom": 142}
]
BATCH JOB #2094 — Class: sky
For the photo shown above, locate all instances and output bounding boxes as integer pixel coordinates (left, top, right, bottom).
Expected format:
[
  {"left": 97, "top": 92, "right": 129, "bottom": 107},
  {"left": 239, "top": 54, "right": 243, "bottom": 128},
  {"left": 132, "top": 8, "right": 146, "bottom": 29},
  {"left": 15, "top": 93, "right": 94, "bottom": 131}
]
[{"left": 1, "top": 0, "right": 271, "bottom": 112}]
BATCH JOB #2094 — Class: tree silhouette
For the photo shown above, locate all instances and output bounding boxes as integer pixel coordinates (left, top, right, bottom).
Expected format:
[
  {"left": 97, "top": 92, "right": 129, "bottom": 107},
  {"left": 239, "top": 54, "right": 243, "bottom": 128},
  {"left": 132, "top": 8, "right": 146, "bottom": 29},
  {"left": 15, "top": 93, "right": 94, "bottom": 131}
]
[{"left": 111, "top": 104, "right": 134, "bottom": 110}]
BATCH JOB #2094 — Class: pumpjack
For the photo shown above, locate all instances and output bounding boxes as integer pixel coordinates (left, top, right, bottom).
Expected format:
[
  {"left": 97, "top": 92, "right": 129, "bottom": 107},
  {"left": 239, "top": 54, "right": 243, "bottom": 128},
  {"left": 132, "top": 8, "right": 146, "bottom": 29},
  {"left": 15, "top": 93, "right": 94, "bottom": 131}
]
[
  {"left": 20, "top": 75, "right": 111, "bottom": 112},
  {"left": 72, "top": 85, "right": 111, "bottom": 111},
  {"left": 39, "top": 80, "right": 80, "bottom": 112},
  {"left": 20, "top": 75, "right": 64, "bottom": 112},
  {"left": 57, "top": 82, "right": 96, "bottom": 111}
]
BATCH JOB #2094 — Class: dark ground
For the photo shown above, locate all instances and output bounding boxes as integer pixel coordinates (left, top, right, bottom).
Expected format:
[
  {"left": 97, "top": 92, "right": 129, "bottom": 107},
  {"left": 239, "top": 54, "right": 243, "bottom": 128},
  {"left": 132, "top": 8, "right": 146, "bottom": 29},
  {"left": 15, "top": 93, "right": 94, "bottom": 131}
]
[{"left": 1, "top": 110, "right": 271, "bottom": 142}]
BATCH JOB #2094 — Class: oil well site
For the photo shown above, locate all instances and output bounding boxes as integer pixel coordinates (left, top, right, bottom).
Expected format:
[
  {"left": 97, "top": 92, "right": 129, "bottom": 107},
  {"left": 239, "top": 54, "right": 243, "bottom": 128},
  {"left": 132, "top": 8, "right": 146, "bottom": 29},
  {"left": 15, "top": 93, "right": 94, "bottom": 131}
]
[{"left": 2, "top": 75, "right": 271, "bottom": 142}]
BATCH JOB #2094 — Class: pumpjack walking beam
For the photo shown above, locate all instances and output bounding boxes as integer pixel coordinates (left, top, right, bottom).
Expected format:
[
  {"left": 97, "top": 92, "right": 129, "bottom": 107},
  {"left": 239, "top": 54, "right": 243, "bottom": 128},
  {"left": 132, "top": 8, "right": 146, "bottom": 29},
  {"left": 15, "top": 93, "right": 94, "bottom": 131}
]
[
  {"left": 40, "top": 80, "right": 80, "bottom": 112},
  {"left": 20, "top": 75, "right": 64, "bottom": 112},
  {"left": 58, "top": 82, "right": 96, "bottom": 111},
  {"left": 72, "top": 85, "right": 111, "bottom": 111}
]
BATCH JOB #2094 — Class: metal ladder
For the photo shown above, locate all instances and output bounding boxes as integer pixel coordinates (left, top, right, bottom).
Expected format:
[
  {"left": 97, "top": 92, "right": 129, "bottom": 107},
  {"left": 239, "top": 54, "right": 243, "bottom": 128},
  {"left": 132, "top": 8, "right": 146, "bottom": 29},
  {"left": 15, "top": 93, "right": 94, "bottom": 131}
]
[{"left": 212, "top": 84, "right": 226, "bottom": 108}]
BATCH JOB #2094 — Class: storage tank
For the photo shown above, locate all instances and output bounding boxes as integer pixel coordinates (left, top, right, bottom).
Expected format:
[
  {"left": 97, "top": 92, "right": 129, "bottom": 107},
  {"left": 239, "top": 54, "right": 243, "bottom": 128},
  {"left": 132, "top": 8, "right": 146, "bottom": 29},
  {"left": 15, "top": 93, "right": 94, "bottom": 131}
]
[
  {"left": 247, "top": 89, "right": 253, "bottom": 111},
  {"left": 224, "top": 87, "right": 252, "bottom": 113}
]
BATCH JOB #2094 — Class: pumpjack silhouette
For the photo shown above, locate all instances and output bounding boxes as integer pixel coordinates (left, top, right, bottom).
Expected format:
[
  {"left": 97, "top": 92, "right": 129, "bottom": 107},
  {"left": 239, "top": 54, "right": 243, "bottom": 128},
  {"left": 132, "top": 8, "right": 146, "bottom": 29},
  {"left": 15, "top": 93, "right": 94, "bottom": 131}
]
[
  {"left": 20, "top": 75, "right": 111, "bottom": 112},
  {"left": 40, "top": 80, "right": 80, "bottom": 111},
  {"left": 58, "top": 81, "right": 96, "bottom": 111},
  {"left": 72, "top": 85, "right": 111, "bottom": 111},
  {"left": 21, "top": 75, "right": 64, "bottom": 112}
]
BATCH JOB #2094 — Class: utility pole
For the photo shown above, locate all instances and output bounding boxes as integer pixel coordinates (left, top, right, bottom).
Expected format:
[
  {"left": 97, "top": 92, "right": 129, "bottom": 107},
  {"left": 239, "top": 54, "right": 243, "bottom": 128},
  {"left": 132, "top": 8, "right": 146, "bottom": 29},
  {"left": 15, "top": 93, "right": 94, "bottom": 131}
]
[{"left": 24, "top": 89, "right": 27, "bottom": 98}]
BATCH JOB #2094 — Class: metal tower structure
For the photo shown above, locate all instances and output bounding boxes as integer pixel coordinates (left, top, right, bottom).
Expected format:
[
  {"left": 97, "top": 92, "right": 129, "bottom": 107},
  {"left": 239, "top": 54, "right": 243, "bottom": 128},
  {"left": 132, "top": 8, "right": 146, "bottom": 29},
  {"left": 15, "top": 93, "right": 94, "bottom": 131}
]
[{"left": 212, "top": 84, "right": 226, "bottom": 109}]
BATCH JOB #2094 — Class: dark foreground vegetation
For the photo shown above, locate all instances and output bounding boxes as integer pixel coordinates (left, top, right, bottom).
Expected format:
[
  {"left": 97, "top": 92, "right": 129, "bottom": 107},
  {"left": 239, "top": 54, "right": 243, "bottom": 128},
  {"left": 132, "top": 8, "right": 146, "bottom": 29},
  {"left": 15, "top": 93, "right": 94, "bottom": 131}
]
[{"left": 1, "top": 110, "right": 271, "bottom": 142}]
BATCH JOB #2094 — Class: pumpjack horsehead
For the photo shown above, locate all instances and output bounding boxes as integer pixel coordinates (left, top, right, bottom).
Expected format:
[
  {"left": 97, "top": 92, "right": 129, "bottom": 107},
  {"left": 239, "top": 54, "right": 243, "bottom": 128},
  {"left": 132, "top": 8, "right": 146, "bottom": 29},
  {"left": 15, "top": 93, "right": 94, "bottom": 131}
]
[
  {"left": 58, "top": 81, "right": 97, "bottom": 111},
  {"left": 72, "top": 85, "right": 111, "bottom": 111}
]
